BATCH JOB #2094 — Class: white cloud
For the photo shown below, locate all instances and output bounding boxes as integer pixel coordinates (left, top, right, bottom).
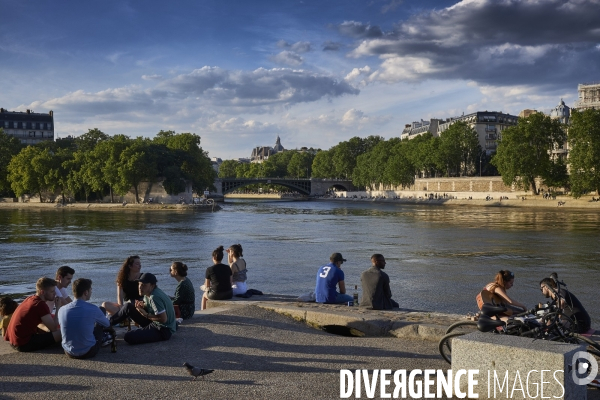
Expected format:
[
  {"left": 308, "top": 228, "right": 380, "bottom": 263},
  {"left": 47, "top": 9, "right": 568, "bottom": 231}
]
[
  {"left": 270, "top": 51, "right": 304, "bottom": 66},
  {"left": 141, "top": 74, "right": 164, "bottom": 81}
]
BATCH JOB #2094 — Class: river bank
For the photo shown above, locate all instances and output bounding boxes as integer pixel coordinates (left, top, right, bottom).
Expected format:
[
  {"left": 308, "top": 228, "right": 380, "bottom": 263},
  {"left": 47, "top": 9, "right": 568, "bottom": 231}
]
[
  {"left": 325, "top": 193, "right": 600, "bottom": 210},
  {"left": 0, "top": 201, "right": 220, "bottom": 211}
]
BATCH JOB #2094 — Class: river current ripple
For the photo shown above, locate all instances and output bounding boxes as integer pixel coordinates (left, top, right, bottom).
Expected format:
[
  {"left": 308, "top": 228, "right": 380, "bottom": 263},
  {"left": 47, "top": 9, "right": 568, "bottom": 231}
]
[{"left": 1, "top": 200, "right": 599, "bottom": 326}]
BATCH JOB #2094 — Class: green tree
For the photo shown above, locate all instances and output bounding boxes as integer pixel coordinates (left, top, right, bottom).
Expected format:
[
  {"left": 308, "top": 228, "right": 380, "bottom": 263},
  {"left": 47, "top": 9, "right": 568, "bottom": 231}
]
[
  {"left": 75, "top": 128, "right": 109, "bottom": 152},
  {"left": 492, "top": 113, "right": 566, "bottom": 194},
  {"left": 218, "top": 160, "right": 240, "bottom": 178},
  {"left": 119, "top": 138, "right": 157, "bottom": 203},
  {"left": 438, "top": 121, "right": 481, "bottom": 176},
  {"left": 44, "top": 147, "right": 74, "bottom": 203},
  {"left": 568, "top": 109, "right": 600, "bottom": 197},
  {"left": 8, "top": 146, "right": 51, "bottom": 201},
  {"left": 99, "top": 135, "right": 132, "bottom": 202},
  {"left": 0, "top": 129, "right": 22, "bottom": 195},
  {"left": 287, "top": 152, "right": 314, "bottom": 178},
  {"left": 384, "top": 140, "right": 416, "bottom": 188},
  {"left": 311, "top": 150, "right": 334, "bottom": 178}
]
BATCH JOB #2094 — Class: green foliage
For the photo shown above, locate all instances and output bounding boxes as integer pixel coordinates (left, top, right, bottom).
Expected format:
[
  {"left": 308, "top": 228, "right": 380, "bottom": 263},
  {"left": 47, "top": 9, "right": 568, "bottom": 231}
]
[
  {"left": 311, "top": 150, "right": 334, "bottom": 178},
  {"left": 218, "top": 159, "right": 240, "bottom": 178},
  {"left": 492, "top": 113, "right": 566, "bottom": 194},
  {"left": 438, "top": 121, "right": 481, "bottom": 177},
  {"left": 568, "top": 109, "right": 600, "bottom": 197},
  {"left": 287, "top": 151, "right": 314, "bottom": 178},
  {"left": 0, "top": 129, "right": 23, "bottom": 195},
  {"left": 8, "top": 146, "right": 51, "bottom": 200}
]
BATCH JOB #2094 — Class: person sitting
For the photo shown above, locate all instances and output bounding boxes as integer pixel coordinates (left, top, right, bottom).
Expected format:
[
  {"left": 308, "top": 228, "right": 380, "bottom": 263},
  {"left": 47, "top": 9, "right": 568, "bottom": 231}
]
[
  {"left": 540, "top": 275, "right": 591, "bottom": 334},
  {"left": 169, "top": 262, "right": 195, "bottom": 320},
  {"left": 315, "top": 253, "right": 353, "bottom": 304},
  {"left": 360, "top": 254, "right": 399, "bottom": 310},
  {"left": 45, "top": 265, "right": 75, "bottom": 314},
  {"left": 109, "top": 273, "right": 176, "bottom": 345},
  {"left": 483, "top": 270, "right": 526, "bottom": 312},
  {"left": 227, "top": 244, "right": 248, "bottom": 296},
  {"left": 102, "top": 255, "right": 143, "bottom": 315},
  {"left": 5, "top": 277, "right": 62, "bottom": 352},
  {"left": 57, "top": 278, "right": 111, "bottom": 359},
  {"left": 1, "top": 296, "right": 19, "bottom": 337},
  {"left": 201, "top": 246, "right": 233, "bottom": 310}
]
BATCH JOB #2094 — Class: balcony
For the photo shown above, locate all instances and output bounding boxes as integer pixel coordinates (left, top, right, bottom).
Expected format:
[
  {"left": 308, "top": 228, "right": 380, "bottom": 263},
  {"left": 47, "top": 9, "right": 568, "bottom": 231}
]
[
  {"left": 485, "top": 143, "right": 497, "bottom": 150},
  {"left": 485, "top": 134, "right": 497, "bottom": 140}
]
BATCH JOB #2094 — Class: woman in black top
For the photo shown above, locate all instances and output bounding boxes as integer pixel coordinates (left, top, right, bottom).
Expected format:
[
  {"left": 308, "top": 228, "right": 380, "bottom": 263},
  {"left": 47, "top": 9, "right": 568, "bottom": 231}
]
[
  {"left": 101, "top": 255, "right": 143, "bottom": 315},
  {"left": 201, "top": 246, "right": 232, "bottom": 310}
]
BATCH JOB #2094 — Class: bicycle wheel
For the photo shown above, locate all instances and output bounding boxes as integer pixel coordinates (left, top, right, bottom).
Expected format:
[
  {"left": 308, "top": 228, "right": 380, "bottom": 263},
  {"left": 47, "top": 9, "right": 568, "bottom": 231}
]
[
  {"left": 438, "top": 332, "right": 466, "bottom": 364},
  {"left": 573, "top": 334, "right": 600, "bottom": 357},
  {"left": 445, "top": 320, "right": 478, "bottom": 335}
]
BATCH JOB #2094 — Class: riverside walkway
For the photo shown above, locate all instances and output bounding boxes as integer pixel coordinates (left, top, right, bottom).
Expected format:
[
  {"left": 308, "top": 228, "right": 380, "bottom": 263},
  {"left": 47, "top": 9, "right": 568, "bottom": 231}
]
[{"left": 1, "top": 296, "right": 599, "bottom": 399}]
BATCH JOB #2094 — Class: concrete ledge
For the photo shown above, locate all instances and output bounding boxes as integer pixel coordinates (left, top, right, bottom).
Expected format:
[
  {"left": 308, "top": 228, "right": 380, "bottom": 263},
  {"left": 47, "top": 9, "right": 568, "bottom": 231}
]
[
  {"left": 453, "top": 332, "right": 586, "bottom": 400},
  {"left": 204, "top": 296, "right": 459, "bottom": 340}
]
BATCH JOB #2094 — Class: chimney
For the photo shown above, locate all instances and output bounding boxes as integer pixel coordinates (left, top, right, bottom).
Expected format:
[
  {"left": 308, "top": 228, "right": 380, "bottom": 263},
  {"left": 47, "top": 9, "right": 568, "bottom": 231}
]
[
  {"left": 49, "top": 110, "right": 53, "bottom": 117},
  {"left": 26, "top": 109, "right": 31, "bottom": 114}
]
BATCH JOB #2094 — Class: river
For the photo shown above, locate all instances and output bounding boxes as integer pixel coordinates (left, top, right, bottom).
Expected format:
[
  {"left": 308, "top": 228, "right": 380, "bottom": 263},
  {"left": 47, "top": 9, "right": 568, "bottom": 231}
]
[{"left": 1, "top": 200, "right": 599, "bottom": 326}]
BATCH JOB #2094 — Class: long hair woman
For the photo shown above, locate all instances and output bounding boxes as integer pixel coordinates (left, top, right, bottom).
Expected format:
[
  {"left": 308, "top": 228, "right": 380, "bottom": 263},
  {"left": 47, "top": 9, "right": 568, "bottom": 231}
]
[
  {"left": 101, "top": 255, "right": 143, "bottom": 315},
  {"left": 227, "top": 244, "right": 247, "bottom": 296},
  {"left": 484, "top": 270, "right": 526, "bottom": 311}
]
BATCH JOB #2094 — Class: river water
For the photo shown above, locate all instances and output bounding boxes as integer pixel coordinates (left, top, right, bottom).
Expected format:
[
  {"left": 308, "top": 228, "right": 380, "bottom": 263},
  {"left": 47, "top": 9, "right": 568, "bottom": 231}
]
[{"left": 1, "top": 200, "right": 599, "bottom": 326}]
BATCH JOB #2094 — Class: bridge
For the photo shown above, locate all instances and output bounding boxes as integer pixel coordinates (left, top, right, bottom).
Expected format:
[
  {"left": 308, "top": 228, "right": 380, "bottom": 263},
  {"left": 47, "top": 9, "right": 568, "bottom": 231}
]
[{"left": 213, "top": 178, "right": 355, "bottom": 197}]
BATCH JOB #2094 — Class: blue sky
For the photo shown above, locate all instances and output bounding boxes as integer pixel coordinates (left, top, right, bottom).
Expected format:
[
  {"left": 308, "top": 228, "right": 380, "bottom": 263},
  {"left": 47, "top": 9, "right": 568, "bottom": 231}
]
[{"left": 2, "top": 0, "right": 599, "bottom": 159}]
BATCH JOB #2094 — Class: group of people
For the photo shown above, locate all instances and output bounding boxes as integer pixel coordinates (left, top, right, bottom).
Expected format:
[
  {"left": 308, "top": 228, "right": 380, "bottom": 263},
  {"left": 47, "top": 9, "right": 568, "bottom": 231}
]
[
  {"left": 314, "top": 252, "right": 399, "bottom": 310},
  {"left": 1, "top": 243, "right": 249, "bottom": 358},
  {"left": 482, "top": 269, "right": 591, "bottom": 333},
  {"left": 314, "top": 254, "right": 592, "bottom": 335}
]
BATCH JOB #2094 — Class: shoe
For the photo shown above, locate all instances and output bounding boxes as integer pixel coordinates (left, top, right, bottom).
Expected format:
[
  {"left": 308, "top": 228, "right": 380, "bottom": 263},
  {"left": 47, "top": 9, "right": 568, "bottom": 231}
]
[{"left": 101, "top": 332, "right": 114, "bottom": 347}]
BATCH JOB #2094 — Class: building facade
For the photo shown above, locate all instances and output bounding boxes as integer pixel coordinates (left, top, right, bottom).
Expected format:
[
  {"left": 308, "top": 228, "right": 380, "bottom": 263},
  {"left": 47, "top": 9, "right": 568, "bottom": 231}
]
[
  {"left": 250, "top": 135, "right": 285, "bottom": 163},
  {"left": 0, "top": 108, "right": 55, "bottom": 145},
  {"left": 574, "top": 82, "right": 600, "bottom": 111},
  {"left": 400, "top": 119, "right": 442, "bottom": 140}
]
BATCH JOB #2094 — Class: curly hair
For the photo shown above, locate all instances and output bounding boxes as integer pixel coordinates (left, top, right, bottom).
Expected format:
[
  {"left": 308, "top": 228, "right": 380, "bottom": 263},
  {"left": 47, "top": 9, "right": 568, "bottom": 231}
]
[{"left": 116, "top": 255, "right": 140, "bottom": 287}]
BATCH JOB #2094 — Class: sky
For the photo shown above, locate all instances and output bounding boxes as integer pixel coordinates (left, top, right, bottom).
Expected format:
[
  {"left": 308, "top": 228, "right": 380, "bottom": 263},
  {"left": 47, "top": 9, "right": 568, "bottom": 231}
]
[{"left": 1, "top": 0, "right": 600, "bottom": 160}]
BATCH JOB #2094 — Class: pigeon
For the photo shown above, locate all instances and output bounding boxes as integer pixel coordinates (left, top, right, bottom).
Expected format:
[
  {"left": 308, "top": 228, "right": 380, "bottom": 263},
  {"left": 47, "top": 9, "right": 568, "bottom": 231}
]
[{"left": 183, "top": 362, "right": 215, "bottom": 381}]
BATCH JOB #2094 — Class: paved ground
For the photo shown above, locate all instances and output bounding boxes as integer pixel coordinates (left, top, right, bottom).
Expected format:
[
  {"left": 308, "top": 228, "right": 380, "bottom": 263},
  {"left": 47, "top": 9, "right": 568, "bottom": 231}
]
[{"left": 1, "top": 305, "right": 599, "bottom": 399}]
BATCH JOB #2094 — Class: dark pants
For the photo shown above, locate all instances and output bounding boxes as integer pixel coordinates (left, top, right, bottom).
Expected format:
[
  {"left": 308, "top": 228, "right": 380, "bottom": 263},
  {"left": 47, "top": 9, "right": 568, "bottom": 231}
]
[
  {"left": 110, "top": 302, "right": 172, "bottom": 345},
  {"left": 11, "top": 331, "right": 56, "bottom": 352},
  {"left": 65, "top": 324, "right": 106, "bottom": 359}
]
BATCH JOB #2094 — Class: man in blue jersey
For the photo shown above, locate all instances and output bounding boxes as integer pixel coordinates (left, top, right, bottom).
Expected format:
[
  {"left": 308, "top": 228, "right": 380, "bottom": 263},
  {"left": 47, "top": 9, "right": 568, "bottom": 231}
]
[{"left": 315, "top": 253, "right": 353, "bottom": 304}]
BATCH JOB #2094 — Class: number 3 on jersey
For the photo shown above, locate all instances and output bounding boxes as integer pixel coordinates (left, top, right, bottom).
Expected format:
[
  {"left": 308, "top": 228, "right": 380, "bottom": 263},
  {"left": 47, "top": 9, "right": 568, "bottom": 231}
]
[{"left": 319, "top": 266, "right": 331, "bottom": 278}]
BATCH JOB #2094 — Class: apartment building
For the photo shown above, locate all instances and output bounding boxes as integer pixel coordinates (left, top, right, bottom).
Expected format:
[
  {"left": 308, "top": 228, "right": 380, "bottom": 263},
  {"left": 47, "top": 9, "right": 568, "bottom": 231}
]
[
  {"left": 574, "top": 82, "right": 600, "bottom": 111},
  {"left": 0, "top": 108, "right": 55, "bottom": 145}
]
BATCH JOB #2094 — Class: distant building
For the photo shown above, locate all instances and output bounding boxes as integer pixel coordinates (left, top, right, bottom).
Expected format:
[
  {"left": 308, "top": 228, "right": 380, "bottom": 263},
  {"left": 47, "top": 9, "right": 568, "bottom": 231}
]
[
  {"left": 549, "top": 99, "right": 571, "bottom": 162},
  {"left": 400, "top": 119, "right": 442, "bottom": 140},
  {"left": 250, "top": 135, "right": 285, "bottom": 163},
  {"left": 574, "top": 82, "right": 600, "bottom": 111},
  {"left": 0, "top": 108, "right": 55, "bottom": 145},
  {"left": 402, "top": 111, "right": 519, "bottom": 155},
  {"left": 519, "top": 109, "right": 538, "bottom": 118},
  {"left": 211, "top": 157, "right": 223, "bottom": 174}
]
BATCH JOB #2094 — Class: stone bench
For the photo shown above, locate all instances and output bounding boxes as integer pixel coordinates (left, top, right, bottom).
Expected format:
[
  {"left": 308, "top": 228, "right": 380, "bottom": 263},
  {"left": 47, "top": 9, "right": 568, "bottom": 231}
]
[{"left": 453, "top": 332, "right": 588, "bottom": 400}]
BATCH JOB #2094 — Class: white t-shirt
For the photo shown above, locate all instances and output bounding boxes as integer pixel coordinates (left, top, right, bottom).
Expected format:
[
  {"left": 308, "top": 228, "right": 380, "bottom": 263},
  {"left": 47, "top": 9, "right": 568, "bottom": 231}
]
[{"left": 55, "top": 286, "right": 68, "bottom": 299}]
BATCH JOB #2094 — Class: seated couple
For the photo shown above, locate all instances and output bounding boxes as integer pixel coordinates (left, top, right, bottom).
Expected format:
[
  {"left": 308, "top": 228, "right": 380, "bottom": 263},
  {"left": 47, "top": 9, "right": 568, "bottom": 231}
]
[
  {"left": 201, "top": 244, "right": 248, "bottom": 310},
  {"left": 315, "top": 253, "right": 399, "bottom": 310}
]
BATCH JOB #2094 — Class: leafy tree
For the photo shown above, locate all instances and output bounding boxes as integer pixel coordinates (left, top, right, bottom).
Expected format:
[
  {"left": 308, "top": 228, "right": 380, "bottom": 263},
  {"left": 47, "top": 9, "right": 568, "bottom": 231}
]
[
  {"left": 287, "top": 151, "right": 314, "bottom": 178},
  {"left": 99, "top": 135, "right": 132, "bottom": 202},
  {"left": 568, "top": 109, "right": 600, "bottom": 197},
  {"left": 44, "top": 147, "right": 74, "bottom": 203},
  {"left": 385, "top": 140, "right": 416, "bottom": 188},
  {"left": 75, "top": 128, "right": 109, "bottom": 152},
  {"left": 8, "top": 146, "right": 51, "bottom": 201},
  {"left": 263, "top": 151, "right": 296, "bottom": 177},
  {"left": 0, "top": 129, "right": 22, "bottom": 195},
  {"left": 438, "top": 121, "right": 481, "bottom": 176},
  {"left": 492, "top": 113, "right": 566, "bottom": 194},
  {"left": 311, "top": 150, "right": 335, "bottom": 178},
  {"left": 119, "top": 137, "right": 157, "bottom": 203},
  {"left": 353, "top": 139, "right": 399, "bottom": 189},
  {"left": 218, "top": 160, "right": 240, "bottom": 178}
]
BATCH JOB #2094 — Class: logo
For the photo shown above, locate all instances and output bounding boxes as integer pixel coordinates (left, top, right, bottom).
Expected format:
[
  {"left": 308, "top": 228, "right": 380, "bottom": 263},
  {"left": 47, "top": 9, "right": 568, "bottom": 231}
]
[{"left": 571, "top": 351, "right": 598, "bottom": 386}]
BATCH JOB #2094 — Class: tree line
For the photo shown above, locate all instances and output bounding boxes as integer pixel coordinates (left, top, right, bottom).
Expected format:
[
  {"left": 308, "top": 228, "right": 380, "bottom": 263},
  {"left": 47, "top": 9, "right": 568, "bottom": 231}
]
[
  {"left": 0, "top": 128, "right": 215, "bottom": 203},
  {"left": 218, "top": 109, "right": 600, "bottom": 198}
]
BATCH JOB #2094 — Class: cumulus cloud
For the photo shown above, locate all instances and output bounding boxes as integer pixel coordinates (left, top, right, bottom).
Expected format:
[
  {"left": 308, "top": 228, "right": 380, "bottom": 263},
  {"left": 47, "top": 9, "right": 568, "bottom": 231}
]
[
  {"left": 27, "top": 67, "right": 360, "bottom": 117},
  {"left": 336, "top": 21, "right": 384, "bottom": 38},
  {"left": 270, "top": 51, "right": 304, "bottom": 66},
  {"left": 347, "top": 0, "right": 600, "bottom": 89}
]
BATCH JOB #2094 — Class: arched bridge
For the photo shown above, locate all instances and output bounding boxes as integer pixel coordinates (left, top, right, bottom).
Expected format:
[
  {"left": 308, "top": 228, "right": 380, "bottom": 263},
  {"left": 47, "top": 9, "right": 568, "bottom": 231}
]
[{"left": 214, "top": 178, "right": 355, "bottom": 196}]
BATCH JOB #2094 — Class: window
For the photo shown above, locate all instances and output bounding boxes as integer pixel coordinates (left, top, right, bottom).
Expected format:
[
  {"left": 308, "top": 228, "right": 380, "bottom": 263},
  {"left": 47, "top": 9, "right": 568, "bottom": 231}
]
[
  {"left": 35, "top": 122, "right": 40, "bottom": 129},
  {"left": 17, "top": 122, "right": 22, "bottom": 129},
  {"left": 26, "top": 122, "right": 32, "bottom": 129}
]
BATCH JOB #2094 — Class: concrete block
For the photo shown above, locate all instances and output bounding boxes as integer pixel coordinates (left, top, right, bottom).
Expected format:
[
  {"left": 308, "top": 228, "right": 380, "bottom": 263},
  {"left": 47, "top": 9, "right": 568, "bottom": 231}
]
[{"left": 453, "top": 332, "right": 586, "bottom": 400}]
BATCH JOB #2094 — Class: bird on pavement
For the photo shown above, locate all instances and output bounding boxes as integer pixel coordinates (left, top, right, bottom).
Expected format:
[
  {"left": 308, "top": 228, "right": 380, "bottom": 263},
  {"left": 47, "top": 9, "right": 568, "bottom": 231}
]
[{"left": 183, "top": 362, "right": 215, "bottom": 381}]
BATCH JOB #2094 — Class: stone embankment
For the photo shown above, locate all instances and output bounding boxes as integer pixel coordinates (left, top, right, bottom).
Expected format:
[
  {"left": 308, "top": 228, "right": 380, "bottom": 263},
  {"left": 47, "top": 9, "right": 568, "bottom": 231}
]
[
  {"left": 206, "top": 294, "right": 463, "bottom": 341},
  {"left": 0, "top": 201, "right": 220, "bottom": 211}
]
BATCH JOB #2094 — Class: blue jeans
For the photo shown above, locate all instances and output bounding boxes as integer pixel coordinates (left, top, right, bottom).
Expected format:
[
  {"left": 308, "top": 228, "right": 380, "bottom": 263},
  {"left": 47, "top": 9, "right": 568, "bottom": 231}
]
[{"left": 334, "top": 293, "right": 353, "bottom": 304}]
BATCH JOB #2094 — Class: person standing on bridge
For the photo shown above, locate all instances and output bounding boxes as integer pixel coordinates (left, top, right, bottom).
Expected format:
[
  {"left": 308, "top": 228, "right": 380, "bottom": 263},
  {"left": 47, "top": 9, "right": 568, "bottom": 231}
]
[{"left": 315, "top": 253, "right": 353, "bottom": 304}]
